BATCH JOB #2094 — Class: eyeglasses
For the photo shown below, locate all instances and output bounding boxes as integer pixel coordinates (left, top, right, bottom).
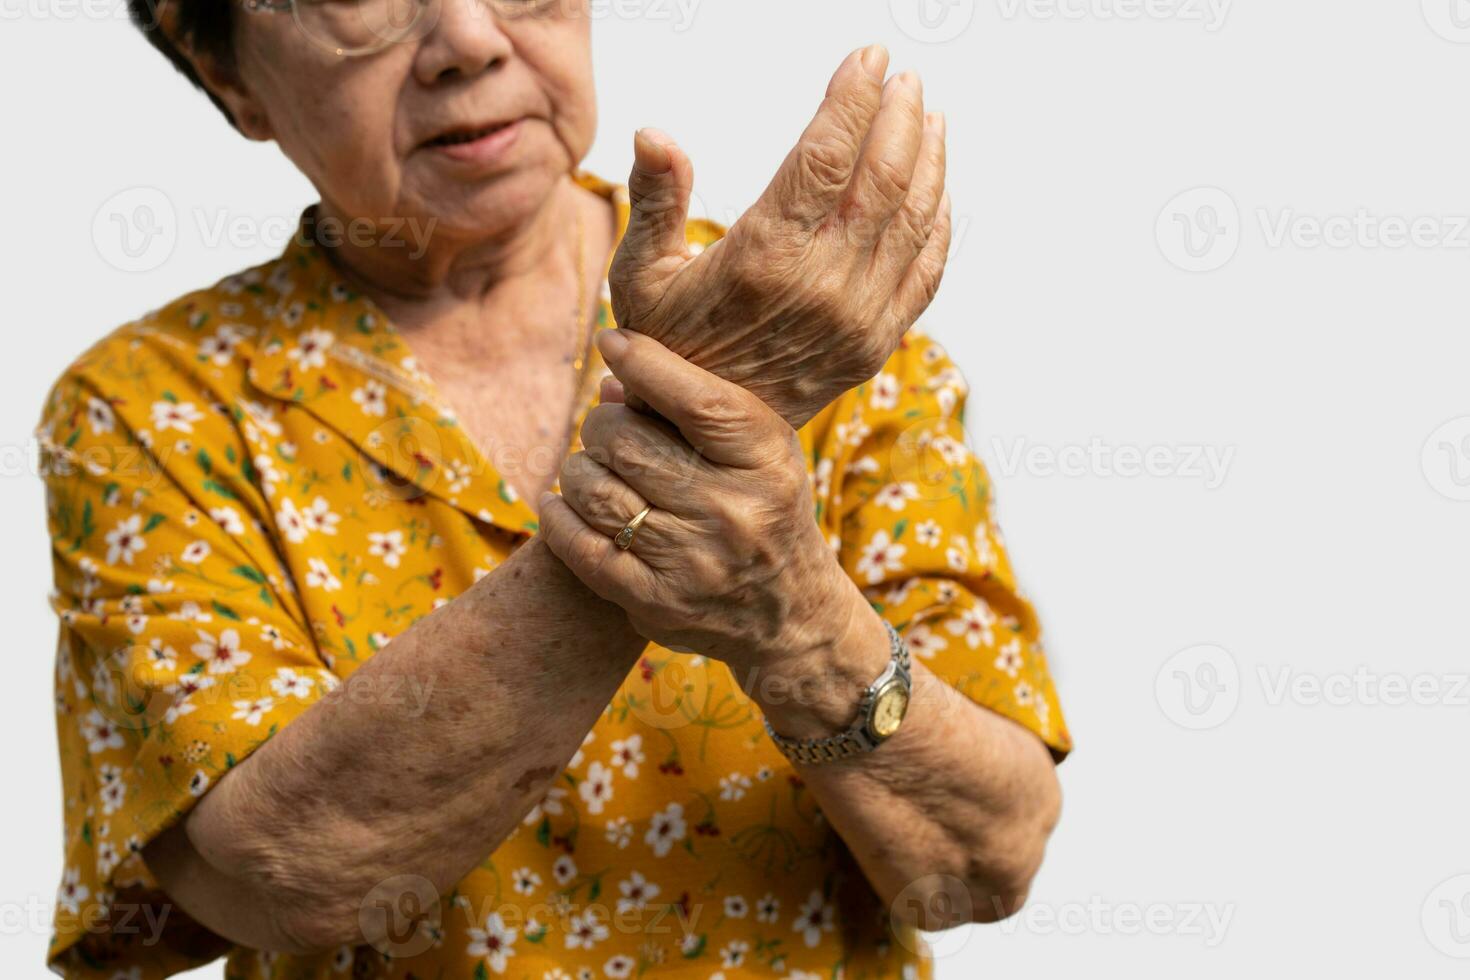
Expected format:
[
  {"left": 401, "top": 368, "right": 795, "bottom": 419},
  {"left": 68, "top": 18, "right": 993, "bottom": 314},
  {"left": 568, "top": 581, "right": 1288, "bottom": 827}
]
[{"left": 242, "top": 0, "right": 561, "bottom": 58}]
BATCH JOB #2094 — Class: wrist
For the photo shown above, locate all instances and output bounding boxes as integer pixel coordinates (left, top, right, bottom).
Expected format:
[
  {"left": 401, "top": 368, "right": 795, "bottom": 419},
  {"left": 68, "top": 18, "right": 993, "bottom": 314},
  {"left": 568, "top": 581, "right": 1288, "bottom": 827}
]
[{"left": 748, "top": 574, "right": 892, "bottom": 740}]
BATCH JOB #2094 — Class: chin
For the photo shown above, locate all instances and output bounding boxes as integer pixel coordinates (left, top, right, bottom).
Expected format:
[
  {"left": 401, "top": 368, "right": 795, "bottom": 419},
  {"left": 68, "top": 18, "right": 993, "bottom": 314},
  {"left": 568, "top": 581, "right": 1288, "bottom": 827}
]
[{"left": 416, "top": 158, "right": 570, "bottom": 243}]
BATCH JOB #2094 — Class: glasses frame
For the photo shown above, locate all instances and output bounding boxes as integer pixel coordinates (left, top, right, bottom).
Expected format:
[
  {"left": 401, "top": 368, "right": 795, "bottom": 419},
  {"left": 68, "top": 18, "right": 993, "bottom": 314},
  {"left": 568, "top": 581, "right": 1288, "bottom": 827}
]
[{"left": 240, "top": 0, "right": 559, "bottom": 58}]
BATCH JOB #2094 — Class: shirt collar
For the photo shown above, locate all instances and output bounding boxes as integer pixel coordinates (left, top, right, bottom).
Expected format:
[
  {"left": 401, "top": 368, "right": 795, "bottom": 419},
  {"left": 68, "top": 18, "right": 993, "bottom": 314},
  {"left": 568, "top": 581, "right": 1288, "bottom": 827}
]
[{"left": 245, "top": 170, "right": 632, "bottom": 537}]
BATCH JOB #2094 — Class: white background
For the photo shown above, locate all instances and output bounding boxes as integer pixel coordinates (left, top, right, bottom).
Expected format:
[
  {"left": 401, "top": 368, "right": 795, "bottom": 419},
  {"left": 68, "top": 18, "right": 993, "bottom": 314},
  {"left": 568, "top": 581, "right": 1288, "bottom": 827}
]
[{"left": 3, "top": 0, "right": 1470, "bottom": 976}]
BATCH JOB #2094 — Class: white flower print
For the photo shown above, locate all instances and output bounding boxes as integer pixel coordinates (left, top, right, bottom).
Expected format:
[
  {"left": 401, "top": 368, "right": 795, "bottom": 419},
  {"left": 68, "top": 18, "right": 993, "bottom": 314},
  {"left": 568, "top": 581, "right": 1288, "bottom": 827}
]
[
  {"left": 874, "top": 482, "right": 920, "bottom": 512},
  {"left": 945, "top": 534, "right": 970, "bottom": 573},
  {"left": 351, "top": 380, "right": 388, "bottom": 417},
  {"left": 306, "top": 557, "right": 342, "bottom": 592},
  {"left": 188, "top": 770, "right": 210, "bottom": 796},
  {"left": 720, "top": 940, "right": 750, "bottom": 968},
  {"left": 368, "top": 530, "right": 407, "bottom": 568},
  {"left": 232, "top": 696, "right": 274, "bottom": 726},
  {"left": 603, "top": 955, "right": 635, "bottom": 979},
  {"left": 56, "top": 867, "right": 90, "bottom": 915},
  {"left": 104, "top": 515, "right": 147, "bottom": 566},
  {"left": 947, "top": 603, "right": 996, "bottom": 650},
  {"left": 144, "top": 640, "right": 177, "bottom": 669},
  {"left": 300, "top": 497, "right": 340, "bottom": 536},
  {"left": 254, "top": 454, "right": 282, "bottom": 497},
  {"left": 579, "top": 761, "right": 615, "bottom": 815},
  {"left": 523, "top": 786, "right": 567, "bottom": 825},
  {"left": 1014, "top": 680, "right": 1035, "bottom": 706},
  {"left": 756, "top": 892, "right": 780, "bottom": 924},
  {"left": 191, "top": 628, "right": 252, "bottom": 674},
  {"left": 270, "top": 667, "right": 314, "bottom": 700},
  {"left": 86, "top": 397, "right": 115, "bottom": 435},
  {"left": 994, "top": 639, "right": 1024, "bottom": 677},
  {"left": 723, "top": 895, "right": 749, "bottom": 919},
  {"left": 856, "top": 530, "right": 906, "bottom": 585},
  {"left": 915, "top": 519, "right": 942, "bottom": 548},
  {"left": 869, "top": 372, "right": 901, "bottom": 410},
  {"left": 604, "top": 817, "right": 633, "bottom": 849},
  {"left": 80, "top": 709, "right": 125, "bottom": 754},
  {"left": 286, "top": 328, "right": 334, "bottom": 370},
  {"left": 180, "top": 541, "right": 211, "bottom": 564},
  {"left": 100, "top": 778, "right": 126, "bottom": 816},
  {"left": 151, "top": 399, "right": 204, "bottom": 434},
  {"left": 609, "top": 735, "right": 644, "bottom": 778},
  {"left": 906, "top": 624, "right": 948, "bottom": 661},
  {"left": 275, "top": 498, "right": 309, "bottom": 543},
  {"left": 616, "top": 871, "right": 660, "bottom": 914},
  {"left": 719, "top": 772, "right": 751, "bottom": 801},
  {"left": 260, "top": 624, "right": 287, "bottom": 650},
  {"left": 198, "top": 325, "right": 242, "bottom": 365},
  {"left": 511, "top": 868, "right": 541, "bottom": 896},
  {"left": 810, "top": 457, "right": 833, "bottom": 500},
  {"left": 564, "top": 911, "right": 608, "bottom": 950},
  {"left": 209, "top": 507, "right": 246, "bottom": 536},
  {"left": 926, "top": 433, "right": 969, "bottom": 467},
  {"left": 569, "top": 730, "right": 595, "bottom": 768},
  {"left": 645, "top": 802, "right": 687, "bottom": 857},
  {"left": 792, "top": 891, "right": 835, "bottom": 948},
  {"left": 551, "top": 855, "right": 579, "bottom": 888},
  {"left": 467, "top": 911, "right": 518, "bottom": 974}
]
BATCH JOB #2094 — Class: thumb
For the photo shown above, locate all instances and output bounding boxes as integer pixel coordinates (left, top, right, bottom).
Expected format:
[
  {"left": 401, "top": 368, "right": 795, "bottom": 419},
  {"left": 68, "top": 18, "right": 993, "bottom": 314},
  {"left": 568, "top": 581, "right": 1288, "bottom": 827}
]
[{"left": 618, "top": 128, "right": 695, "bottom": 285}]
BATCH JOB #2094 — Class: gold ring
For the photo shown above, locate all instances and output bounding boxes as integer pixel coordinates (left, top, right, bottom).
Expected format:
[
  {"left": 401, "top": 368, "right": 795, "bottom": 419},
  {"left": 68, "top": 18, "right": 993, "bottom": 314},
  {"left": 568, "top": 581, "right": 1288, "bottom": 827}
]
[{"left": 614, "top": 504, "right": 653, "bottom": 551}]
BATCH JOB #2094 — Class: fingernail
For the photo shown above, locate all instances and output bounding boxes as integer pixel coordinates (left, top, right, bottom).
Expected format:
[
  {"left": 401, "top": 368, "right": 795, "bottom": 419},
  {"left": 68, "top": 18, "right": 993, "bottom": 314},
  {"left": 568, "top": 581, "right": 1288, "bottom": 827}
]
[
  {"left": 633, "top": 128, "right": 672, "bottom": 174},
  {"left": 926, "top": 111, "right": 946, "bottom": 138},
  {"left": 861, "top": 43, "right": 887, "bottom": 81},
  {"left": 597, "top": 328, "right": 630, "bottom": 359}
]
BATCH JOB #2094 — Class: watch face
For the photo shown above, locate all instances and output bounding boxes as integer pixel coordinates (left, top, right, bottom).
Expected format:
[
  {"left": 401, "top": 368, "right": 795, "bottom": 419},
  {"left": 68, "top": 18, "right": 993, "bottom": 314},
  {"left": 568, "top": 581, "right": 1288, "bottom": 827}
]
[{"left": 869, "top": 680, "right": 910, "bottom": 740}]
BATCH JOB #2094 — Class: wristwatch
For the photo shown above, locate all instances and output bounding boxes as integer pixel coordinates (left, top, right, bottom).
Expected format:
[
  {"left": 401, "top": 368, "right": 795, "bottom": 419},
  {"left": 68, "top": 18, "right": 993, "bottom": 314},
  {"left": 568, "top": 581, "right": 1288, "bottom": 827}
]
[{"left": 763, "top": 620, "right": 913, "bottom": 765}]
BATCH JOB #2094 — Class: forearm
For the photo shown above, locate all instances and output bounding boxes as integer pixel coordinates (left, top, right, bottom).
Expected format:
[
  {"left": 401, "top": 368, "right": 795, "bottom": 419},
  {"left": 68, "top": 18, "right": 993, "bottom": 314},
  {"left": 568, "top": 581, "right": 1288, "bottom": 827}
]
[
  {"left": 754, "top": 585, "right": 1062, "bottom": 927},
  {"left": 146, "top": 536, "right": 647, "bottom": 953}
]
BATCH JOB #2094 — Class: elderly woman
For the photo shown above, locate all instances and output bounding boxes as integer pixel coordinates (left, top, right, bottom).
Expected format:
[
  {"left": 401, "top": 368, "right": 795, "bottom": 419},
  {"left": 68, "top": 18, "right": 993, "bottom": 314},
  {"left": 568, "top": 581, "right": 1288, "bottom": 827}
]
[{"left": 41, "top": 2, "right": 1071, "bottom": 978}]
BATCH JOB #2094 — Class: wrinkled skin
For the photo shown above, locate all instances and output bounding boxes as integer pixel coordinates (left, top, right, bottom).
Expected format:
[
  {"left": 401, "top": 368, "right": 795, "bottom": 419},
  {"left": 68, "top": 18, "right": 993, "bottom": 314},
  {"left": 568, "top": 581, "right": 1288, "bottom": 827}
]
[{"left": 610, "top": 45, "right": 952, "bottom": 429}]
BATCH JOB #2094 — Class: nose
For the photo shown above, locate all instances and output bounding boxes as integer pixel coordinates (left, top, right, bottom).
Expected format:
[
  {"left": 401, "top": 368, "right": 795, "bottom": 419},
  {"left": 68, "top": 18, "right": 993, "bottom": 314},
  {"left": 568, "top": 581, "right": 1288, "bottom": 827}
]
[{"left": 413, "top": 0, "right": 514, "bottom": 84}]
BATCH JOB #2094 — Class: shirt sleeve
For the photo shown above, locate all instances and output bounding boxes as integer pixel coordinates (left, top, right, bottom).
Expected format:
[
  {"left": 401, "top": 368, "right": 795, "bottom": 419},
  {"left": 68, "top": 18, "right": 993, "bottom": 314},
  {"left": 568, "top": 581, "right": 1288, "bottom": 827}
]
[
  {"left": 39, "top": 364, "right": 336, "bottom": 978},
  {"left": 815, "top": 332, "right": 1072, "bottom": 760}
]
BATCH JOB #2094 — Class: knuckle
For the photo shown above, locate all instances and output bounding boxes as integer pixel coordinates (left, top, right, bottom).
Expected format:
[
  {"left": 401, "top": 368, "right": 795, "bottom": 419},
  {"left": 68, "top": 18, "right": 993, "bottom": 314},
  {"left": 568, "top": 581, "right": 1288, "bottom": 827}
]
[{"left": 796, "top": 136, "right": 853, "bottom": 194}]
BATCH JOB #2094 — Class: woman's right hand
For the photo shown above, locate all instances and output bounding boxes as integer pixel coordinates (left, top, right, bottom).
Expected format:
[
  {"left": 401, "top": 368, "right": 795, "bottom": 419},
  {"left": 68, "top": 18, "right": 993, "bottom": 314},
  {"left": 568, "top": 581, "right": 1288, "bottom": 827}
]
[{"left": 607, "top": 44, "right": 951, "bottom": 430}]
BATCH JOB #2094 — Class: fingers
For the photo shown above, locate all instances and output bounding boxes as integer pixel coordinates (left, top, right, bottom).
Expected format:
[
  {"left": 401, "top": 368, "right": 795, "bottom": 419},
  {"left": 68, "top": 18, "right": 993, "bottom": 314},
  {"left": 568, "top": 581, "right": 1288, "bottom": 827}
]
[
  {"left": 890, "top": 190, "right": 954, "bottom": 329},
  {"left": 537, "top": 491, "right": 653, "bottom": 605},
  {"left": 612, "top": 128, "right": 696, "bottom": 301},
  {"left": 870, "top": 110, "right": 947, "bottom": 287},
  {"left": 593, "top": 329, "right": 790, "bottom": 469},
  {"left": 579, "top": 401, "right": 713, "bottom": 510},
  {"left": 558, "top": 453, "right": 664, "bottom": 551},
  {"left": 759, "top": 45, "right": 887, "bottom": 228},
  {"left": 839, "top": 71, "right": 926, "bottom": 237}
]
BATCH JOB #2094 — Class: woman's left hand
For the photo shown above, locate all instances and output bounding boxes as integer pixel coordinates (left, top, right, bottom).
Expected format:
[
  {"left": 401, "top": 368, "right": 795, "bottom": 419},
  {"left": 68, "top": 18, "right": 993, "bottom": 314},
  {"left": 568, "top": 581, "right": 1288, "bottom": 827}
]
[{"left": 538, "top": 328, "right": 863, "bottom": 679}]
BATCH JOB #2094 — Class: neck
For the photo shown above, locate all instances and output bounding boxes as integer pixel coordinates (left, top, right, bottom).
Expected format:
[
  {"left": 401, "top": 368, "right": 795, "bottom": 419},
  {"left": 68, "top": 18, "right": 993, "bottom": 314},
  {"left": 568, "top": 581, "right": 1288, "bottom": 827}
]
[{"left": 313, "top": 176, "right": 589, "bottom": 324}]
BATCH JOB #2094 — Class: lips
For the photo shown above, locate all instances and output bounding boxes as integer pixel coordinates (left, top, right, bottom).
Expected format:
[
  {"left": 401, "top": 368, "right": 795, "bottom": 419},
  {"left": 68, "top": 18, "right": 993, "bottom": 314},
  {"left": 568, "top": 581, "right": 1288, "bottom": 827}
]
[{"left": 423, "top": 118, "right": 518, "bottom": 149}]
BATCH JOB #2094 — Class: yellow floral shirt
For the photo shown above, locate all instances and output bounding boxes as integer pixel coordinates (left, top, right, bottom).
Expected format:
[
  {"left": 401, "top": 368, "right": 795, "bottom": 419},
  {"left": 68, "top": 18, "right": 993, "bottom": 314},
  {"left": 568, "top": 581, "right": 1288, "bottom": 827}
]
[{"left": 40, "top": 171, "right": 1070, "bottom": 980}]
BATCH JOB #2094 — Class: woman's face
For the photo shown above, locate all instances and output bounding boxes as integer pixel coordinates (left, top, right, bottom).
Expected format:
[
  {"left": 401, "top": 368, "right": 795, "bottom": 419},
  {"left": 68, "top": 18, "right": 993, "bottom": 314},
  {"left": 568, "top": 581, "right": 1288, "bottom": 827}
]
[{"left": 219, "top": 0, "right": 597, "bottom": 242}]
